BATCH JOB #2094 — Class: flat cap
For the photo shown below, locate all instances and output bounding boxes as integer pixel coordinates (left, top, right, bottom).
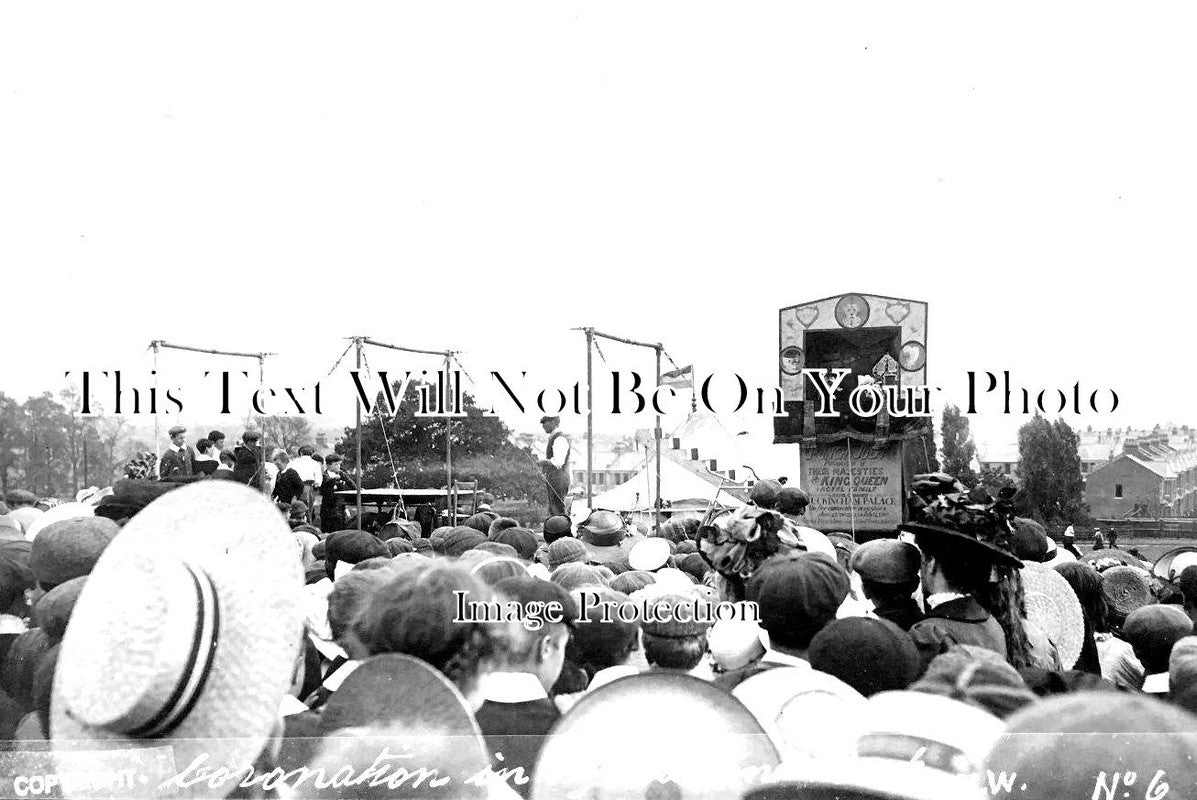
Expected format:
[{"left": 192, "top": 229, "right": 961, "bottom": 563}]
[
  {"left": 748, "top": 479, "right": 782, "bottom": 509},
  {"left": 912, "top": 644, "right": 1038, "bottom": 720},
  {"left": 547, "top": 537, "right": 589, "bottom": 570},
  {"left": 1122, "top": 604, "right": 1193, "bottom": 657},
  {"left": 609, "top": 569, "right": 656, "bottom": 595},
  {"left": 494, "top": 527, "right": 538, "bottom": 561},
  {"left": 472, "top": 541, "right": 520, "bottom": 559},
  {"left": 29, "top": 517, "right": 120, "bottom": 588},
  {"left": 849, "top": 538, "right": 922, "bottom": 585},
  {"left": 168, "top": 425, "right": 186, "bottom": 436},
  {"left": 325, "top": 529, "right": 390, "bottom": 568},
  {"left": 1012, "top": 518, "right": 1050, "bottom": 563},
  {"left": 33, "top": 576, "right": 88, "bottom": 643},
  {"left": 746, "top": 552, "right": 849, "bottom": 650},
  {"left": 774, "top": 486, "right": 811, "bottom": 515},
  {"left": 640, "top": 593, "right": 712, "bottom": 638},
  {"left": 809, "top": 617, "right": 922, "bottom": 698},
  {"left": 443, "top": 526, "right": 488, "bottom": 558}
]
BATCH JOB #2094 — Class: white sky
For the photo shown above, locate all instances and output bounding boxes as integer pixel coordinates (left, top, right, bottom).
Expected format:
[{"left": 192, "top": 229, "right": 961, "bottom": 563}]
[{"left": 2, "top": 2, "right": 1195, "bottom": 456}]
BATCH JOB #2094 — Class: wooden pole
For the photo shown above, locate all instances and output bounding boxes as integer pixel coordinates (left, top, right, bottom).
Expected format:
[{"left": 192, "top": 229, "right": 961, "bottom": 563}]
[
  {"left": 655, "top": 345, "right": 662, "bottom": 534},
  {"left": 355, "top": 337, "right": 363, "bottom": 531},
  {"left": 586, "top": 328, "right": 594, "bottom": 506},
  {"left": 445, "top": 351, "right": 454, "bottom": 523},
  {"left": 152, "top": 340, "right": 161, "bottom": 478}
]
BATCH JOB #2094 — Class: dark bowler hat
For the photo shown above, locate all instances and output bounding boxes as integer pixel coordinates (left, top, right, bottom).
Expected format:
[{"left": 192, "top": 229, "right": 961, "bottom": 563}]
[
  {"left": 577, "top": 510, "right": 625, "bottom": 546},
  {"left": 542, "top": 515, "right": 573, "bottom": 543}
]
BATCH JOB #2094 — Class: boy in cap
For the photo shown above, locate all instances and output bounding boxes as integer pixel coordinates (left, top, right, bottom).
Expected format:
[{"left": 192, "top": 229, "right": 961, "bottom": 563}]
[
  {"left": 158, "top": 425, "right": 192, "bottom": 480},
  {"left": 640, "top": 593, "right": 714, "bottom": 678},
  {"left": 233, "top": 430, "right": 265, "bottom": 489},
  {"left": 745, "top": 552, "right": 850, "bottom": 668},
  {"left": 476, "top": 577, "right": 578, "bottom": 797},
  {"left": 318, "top": 454, "right": 356, "bottom": 533},
  {"left": 849, "top": 538, "right": 924, "bottom": 631}
]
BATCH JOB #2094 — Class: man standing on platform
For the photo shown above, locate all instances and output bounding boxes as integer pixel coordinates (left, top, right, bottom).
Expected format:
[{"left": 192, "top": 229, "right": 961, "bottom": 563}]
[
  {"left": 233, "top": 430, "right": 265, "bottom": 489},
  {"left": 158, "top": 426, "right": 192, "bottom": 481},
  {"left": 320, "top": 454, "right": 356, "bottom": 533},
  {"left": 291, "top": 445, "right": 323, "bottom": 523},
  {"left": 538, "top": 415, "right": 572, "bottom": 517}
]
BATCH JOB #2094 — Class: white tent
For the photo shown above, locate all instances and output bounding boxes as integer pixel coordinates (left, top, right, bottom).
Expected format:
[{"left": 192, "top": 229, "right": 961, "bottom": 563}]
[
  {"left": 666, "top": 412, "right": 799, "bottom": 483},
  {"left": 573, "top": 457, "right": 746, "bottom": 525}
]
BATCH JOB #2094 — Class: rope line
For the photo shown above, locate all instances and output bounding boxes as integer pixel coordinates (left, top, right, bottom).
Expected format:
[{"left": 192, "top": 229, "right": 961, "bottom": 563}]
[
  {"left": 358, "top": 348, "right": 402, "bottom": 492},
  {"left": 325, "top": 342, "right": 355, "bottom": 377}
]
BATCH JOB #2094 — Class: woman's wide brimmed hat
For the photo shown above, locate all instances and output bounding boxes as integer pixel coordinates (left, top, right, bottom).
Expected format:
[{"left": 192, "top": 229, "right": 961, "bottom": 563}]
[
  {"left": 1153, "top": 546, "right": 1197, "bottom": 581},
  {"left": 51, "top": 482, "right": 305, "bottom": 800},
  {"left": 1100, "top": 565, "right": 1153, "bottom": 620},
  {"left": 900, "top": 522, "right": 1023, "bottom": 569},
  {"left": 1021, "top": 563, "right": 1086, "bottom": 670},
  {"left": 903, "top": 473, "right": 1022, "bottom": 569},
  {"left": 533, "top": 673, "right": 779, "bottom": 800}
]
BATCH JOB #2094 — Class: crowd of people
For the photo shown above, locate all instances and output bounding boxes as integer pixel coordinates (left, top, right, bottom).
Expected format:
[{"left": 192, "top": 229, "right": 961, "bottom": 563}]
[
  {"left": 1, "top": 455, "right": 1197, "bottom": 799},
  {"left": 125, "top": 426, "right": 359, "bottom": 532}
]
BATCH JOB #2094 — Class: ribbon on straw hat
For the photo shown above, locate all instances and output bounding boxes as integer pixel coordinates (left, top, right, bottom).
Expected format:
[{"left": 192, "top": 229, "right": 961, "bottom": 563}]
[{"left": 51, "top": 482, "right": 304, "bottom": 800}]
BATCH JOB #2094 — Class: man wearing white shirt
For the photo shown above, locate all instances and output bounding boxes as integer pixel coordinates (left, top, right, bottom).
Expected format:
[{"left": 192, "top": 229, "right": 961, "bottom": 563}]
[
  {"left": 538, "top": 416, "right": 571, "bottom": 517},
  {"left": 290, "top": 445, "right": 323, "bottom": 523}
]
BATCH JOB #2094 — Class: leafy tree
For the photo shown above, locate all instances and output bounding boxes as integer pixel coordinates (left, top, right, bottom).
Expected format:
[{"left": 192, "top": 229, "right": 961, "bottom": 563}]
[
  {"left": 0, "top": 393, "right": 23, "bottom": 494},
  {"left": 977, "top": 464, "right": 1016, "bottom": 497},
  {"left": 1017, "top": 414, "right": 1086, "bottom": 525},
  {"left": 259, "top": 416, "right": 315, "bottom": 455},
  {"left": 940, "top": 404, "right": 978, "bottom": 486},
  {"left": 903, "top": 417, "right": 940, "bottom": 478},
  {"left": 337, "top": 379, "right": 541, "bottom": 497}
]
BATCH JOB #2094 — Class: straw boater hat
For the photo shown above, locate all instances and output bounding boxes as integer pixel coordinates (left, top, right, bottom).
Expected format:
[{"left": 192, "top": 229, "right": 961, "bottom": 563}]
[
  {"left": 732, "top": 666, "right": 866, "bottom": 763},
  {"left": 1020, "top": 562, "right": 1085, "bottom": 670},
  {"left": 50, "top": 482, "right": 304, "bottom": 799},
  {"left": 1100, "top": 565, "right": 1153, "bottom": 621},
  {"left": 533, "top": 673, "right": 779, "bottom": 800},
  {"left": 1153, "top": 546, "right": 1197, "bottom": 581}
]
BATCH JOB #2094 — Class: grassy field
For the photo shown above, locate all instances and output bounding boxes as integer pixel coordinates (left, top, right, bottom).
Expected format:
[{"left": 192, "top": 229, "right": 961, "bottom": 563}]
[{"left": 1079, "top": 537, "right": 1197, "bottom": 564}]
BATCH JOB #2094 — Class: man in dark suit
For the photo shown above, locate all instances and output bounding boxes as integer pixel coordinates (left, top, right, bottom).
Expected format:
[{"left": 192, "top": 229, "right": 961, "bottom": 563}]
[
  {"left": 158, "top": 426, "right": 192, "bottom": 481},
  {"left": 272, "top": 451, "right": 305, "bottom": 508},
  {"left": 319, "top": 454, "right": 356, "bottom": 533},
  {"left": 233, "top": 430, "right": 265, "bottom": 488}
]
